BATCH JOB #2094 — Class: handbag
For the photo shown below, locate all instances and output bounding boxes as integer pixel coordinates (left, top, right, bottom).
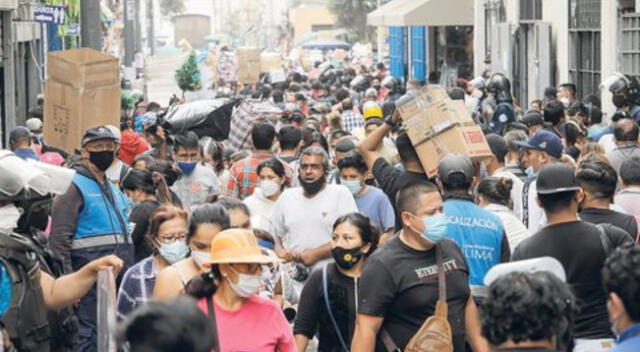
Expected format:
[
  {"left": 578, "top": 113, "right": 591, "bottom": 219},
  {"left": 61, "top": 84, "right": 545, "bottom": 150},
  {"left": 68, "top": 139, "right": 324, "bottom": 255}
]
[{"left": 381, "top": 244, "right": 453, "bottom": 352}]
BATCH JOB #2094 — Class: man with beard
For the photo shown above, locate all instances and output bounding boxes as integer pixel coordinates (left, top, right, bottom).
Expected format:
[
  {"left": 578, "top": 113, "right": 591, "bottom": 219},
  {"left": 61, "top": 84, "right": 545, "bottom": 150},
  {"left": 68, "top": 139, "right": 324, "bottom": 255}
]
[{"left": 270, "top": 146, "right": 358, "bottom": 269}]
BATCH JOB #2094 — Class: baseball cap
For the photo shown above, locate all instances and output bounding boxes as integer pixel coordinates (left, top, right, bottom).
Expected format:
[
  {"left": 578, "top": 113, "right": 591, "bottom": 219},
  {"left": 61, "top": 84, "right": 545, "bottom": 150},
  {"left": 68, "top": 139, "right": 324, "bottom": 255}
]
[
  {"left": 536, "top": 163, "right": 581, "bottom": 195},
  {"left": 81, "top": 126, "right": 117, "bottom": 146},
  {"left": 484, "top": 257, "right": 567, "bottom": 286},
  {"left": 521, "top": 110, "right": 544, "bottom": 127},
  {"left": 9, "top": 126, "right": 31, "bottom": 142},
  {"left": 438, "top": 153, "right": 474, "bottom": 184},
  {"left": 105, "top": 124, "right": 122, "bottom": 143},
  {"left": 514, "top": 130, "right": 563, "bottom": 159},
  {"left": 26, "top": 118, "right": 43, "bottom": 132}
]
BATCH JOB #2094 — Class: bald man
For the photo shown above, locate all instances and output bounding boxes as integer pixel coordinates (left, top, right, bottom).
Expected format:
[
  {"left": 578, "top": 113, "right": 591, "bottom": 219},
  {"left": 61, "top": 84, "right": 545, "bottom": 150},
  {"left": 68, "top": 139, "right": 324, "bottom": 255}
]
[{"left": 607, "top": 118, "right": 640, "bottom": 174}]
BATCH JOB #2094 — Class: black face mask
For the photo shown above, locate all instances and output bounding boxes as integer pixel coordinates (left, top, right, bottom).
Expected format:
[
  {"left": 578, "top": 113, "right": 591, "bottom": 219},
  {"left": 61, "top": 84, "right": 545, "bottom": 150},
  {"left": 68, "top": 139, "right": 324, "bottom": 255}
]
[
  {"left": 612, "top": 94, "right": 628, "bottom": 108},
  {"left": 299, "top": 175, "right": 326, "bottom": 196},
  {"left": 89, "top": 150, "right": 115, "bottom": 171},
  {"left": 331, "top": 246, "right": 363, "bottom": 270}
]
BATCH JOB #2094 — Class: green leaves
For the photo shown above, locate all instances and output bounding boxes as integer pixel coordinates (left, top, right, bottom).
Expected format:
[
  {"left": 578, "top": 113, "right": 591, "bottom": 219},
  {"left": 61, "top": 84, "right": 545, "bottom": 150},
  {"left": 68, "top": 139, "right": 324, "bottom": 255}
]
[{"left": 175, "top": 51, "right": 202, "bottom": 92}]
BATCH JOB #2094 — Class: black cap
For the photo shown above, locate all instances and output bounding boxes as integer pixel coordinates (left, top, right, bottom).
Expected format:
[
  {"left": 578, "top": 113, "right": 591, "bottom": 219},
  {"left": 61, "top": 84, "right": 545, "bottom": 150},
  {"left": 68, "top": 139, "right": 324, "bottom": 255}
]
[
  {"left": 521, "top": 110, "right": 544, "bottom": 127},
  {"left": 9, "top": 126, "right": 31, "bottom": 142},
  {"left": 536, "top": 163, "right": 581, "bottom": 195},
  {"left": 438, "top": 153, "right": 474, "bottom": 184},
  {"left": 81, "top": 126, "right": 117, "bottom": 146}
]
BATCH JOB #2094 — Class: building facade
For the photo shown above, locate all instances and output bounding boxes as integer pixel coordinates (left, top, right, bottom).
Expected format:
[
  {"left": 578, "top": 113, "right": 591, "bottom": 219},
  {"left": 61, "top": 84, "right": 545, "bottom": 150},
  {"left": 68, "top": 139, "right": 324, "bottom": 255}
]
[{"left": 474, "top": 0, "right": 640, "bottom": 115}]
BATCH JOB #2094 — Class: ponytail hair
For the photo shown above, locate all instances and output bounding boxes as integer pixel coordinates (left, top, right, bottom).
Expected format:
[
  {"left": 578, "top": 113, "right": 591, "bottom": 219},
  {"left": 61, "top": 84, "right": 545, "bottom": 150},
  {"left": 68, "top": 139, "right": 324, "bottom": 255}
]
[
  {"left": 186, "top": 266, "right": 221, "bottom": 299},
  {"left": 476, "top": 177, "right": 513, "bottom": 207}
]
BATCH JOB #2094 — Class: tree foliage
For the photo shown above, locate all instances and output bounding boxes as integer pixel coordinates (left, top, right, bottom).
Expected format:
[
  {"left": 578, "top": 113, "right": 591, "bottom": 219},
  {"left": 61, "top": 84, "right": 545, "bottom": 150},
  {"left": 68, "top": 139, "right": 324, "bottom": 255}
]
[
  {"left": 175, "top": 51, "right": 201, "bottom": 93},
  {"left": 327, "top": 0, "right": 377, "bottom": 42},
  {"left": 160, "top": 0, "right": 185, "bottom": 18}
]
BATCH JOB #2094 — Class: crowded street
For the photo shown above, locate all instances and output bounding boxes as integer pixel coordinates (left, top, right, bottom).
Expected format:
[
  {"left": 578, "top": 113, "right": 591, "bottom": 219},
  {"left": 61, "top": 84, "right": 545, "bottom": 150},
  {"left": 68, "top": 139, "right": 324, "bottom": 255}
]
[{"left": 1, "top": 0, "right": 640, "bottom": 351}]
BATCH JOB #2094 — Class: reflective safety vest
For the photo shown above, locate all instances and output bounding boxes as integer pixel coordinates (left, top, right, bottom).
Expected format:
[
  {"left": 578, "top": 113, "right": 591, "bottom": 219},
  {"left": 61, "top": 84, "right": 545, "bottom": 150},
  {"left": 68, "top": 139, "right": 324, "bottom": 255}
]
[
  {"left": 71, "top": 173, "right": 130, "bottom": 250},
  {"left": 443, "top": 199, "right": 505, "bottom": 297}
]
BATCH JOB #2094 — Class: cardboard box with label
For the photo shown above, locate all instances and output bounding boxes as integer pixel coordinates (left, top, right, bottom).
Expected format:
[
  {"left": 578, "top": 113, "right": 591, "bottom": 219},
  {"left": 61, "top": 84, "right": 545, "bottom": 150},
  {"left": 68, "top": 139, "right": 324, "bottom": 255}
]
[
  {"left": 398, "top": 86, "right": 492, "bottom": 177},
  {"left": 44, "top": 49, "right": 121, "bottom": 152},
  {"left": 236, "top": 47, "right": 261, "bottom": 85}
]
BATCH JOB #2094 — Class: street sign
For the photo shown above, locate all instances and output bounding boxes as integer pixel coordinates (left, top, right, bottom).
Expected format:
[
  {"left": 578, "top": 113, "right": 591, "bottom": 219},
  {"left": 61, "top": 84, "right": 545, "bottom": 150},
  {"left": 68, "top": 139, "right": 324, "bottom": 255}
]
[
  {"left": 33, "top": 5, "right": 67, "bottom": 25},
  {"left": 67, "top": 23, "right": 81, "bottom": 36}
]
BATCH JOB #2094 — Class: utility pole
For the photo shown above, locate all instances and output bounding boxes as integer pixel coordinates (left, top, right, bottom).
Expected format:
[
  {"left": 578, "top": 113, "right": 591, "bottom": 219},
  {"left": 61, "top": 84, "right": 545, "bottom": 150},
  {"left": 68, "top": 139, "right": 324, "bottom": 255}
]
[
  {"left": 147, "top": 0, "right": 156, "bottom": 55},
  {"left": 80, "top": 0, "right": 101, "bottom": 49},
  {"left": 377, "top": 0, "right": 384, "bottom": 63},
  {"left": 124, "top": 0, "right": 135, "bottom": 66}
]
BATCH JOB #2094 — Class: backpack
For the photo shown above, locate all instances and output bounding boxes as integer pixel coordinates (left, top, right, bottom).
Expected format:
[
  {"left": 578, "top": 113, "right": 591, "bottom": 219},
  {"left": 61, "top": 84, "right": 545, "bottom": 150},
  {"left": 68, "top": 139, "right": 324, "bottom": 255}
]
[{"left": 0, "top": 231, "right": 50, "bottom": 352}]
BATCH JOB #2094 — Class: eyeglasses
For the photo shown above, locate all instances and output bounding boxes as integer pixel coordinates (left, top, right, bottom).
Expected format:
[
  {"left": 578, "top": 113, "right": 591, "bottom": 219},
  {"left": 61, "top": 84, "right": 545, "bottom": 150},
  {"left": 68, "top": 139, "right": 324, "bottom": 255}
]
[
  {"left": 85, "top": 142, "right": 116, "bottom": 152},
  {"left": 157, "top": 232, "right": 188, "bottom": 244}
]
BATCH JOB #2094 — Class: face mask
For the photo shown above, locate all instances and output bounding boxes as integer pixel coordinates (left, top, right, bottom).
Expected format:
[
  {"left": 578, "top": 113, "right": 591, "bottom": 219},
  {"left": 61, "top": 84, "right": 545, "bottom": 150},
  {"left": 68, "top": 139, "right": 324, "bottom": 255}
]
[
  {"left": 413, "top": 214, "right": 448, "bottom": 244},
  {"left": 559, "top": 97, "right": 570, "bottom": 108},
  {"left": 0, "top": 204, "right": 21, "bottom": 232},
  {"left": 89, "top": 150, "right": 115, "bottom": 172},
  {"left": 227, "top": 268, "right": 261, "bottom": 298},
  {"left": 299, "top": 175, "right": 326, "bottom": 196},
  {"left": 259, "top": 180, "right": 280, "bottom": 197},
  {"left": 525, "top": 166, "right": 535, "bottom": 177},
  {"left": 612, "top": 94, "right": 627, "bottom": 108},
  {"left": 191, "top": 250, "right": 210, "bottom": 268},
  {"left": 178, "top": 161, "right": 197, "bottom": 175},
  {"left": 341, "top": 179, "right": 362, "bottom": 196},
  {"left": 332, "top": 246, "right": 363, "bottom": 270},
  {"left": 159, "top": 240, "right": 189, "bottom": 264}
]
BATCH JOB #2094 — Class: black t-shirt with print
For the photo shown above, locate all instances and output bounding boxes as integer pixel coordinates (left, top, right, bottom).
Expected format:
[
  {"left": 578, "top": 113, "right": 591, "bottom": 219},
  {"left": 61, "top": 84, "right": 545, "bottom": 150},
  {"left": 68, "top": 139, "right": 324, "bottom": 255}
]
[
  {"left": 371, "top": 157, "right": 430, "bottom": 230},
  {"left": 358, "top": 236, "right": 471, "bottom": 352},
  {"left": 512, "top": 220, "right": 634, "bottom": 339}
]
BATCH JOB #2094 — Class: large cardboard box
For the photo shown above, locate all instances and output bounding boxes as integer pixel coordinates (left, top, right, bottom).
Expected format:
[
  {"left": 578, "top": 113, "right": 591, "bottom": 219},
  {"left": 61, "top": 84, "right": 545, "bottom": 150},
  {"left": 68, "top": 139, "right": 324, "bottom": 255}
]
[
  {"left": 237, "top": 47, "right": 261, "bottom": 85},
  {"left": 47, "top": 48, "right": 119, "bottom": 89},
  {"left": 43, "top": 48, "right": 121, "bottom": 152},
  {"left": 44, "top": 80, "right": 121, "bottom": 152},
  {"left": 260, "top": 53, "right": 282, "bottom": 72},
  {"left": 398, "top": 86, "right": 491, "bottom": 177}
]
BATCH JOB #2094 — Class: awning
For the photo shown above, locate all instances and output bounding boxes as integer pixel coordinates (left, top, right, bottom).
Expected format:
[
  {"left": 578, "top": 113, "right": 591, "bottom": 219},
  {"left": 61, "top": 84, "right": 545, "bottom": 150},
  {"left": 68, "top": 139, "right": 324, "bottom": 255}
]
[{"left": 367, "top": 0, "right": 474, "bottom": 27}]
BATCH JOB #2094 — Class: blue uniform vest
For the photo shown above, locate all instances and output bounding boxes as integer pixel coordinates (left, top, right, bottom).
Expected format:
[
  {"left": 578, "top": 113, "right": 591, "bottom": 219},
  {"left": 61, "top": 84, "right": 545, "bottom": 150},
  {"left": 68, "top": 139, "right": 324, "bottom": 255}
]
[
  {"left": 72, "top": 173, "right": 130, "bottom": 241},
  {"left": 443, "top": 199, "right": 504, "bottom": 293}
]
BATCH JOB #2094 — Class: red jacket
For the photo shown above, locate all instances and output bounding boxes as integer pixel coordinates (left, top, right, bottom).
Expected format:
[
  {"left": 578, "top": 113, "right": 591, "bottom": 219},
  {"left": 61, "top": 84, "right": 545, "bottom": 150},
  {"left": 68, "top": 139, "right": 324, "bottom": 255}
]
[{"left": 119, "top": 131, "right": 149, "bottom": 165}]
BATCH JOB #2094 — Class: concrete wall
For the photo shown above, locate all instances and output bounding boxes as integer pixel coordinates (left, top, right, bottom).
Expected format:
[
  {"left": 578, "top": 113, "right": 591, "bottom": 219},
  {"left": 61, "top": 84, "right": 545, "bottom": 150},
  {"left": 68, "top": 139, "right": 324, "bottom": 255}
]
[
  {"left": 601, "top": 0, "right": 619, "bottom": 117},
  {"left": 289, "top": 5, "right": 336, "bottom": 42},
  {"left": 542, "top": 0, "right": 569, "bottom": 85}
]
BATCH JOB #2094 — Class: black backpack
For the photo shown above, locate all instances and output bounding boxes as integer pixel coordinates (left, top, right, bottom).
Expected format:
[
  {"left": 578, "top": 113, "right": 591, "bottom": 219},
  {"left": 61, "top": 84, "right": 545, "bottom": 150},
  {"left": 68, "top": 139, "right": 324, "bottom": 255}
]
[{"left": 0, "top": 231, "right": 50, "bottom": 352}]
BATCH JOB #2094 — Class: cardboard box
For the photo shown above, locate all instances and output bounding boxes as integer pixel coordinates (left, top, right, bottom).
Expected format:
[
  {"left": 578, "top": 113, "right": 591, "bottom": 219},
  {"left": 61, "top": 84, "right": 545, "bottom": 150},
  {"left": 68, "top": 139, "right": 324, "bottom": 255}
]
[
  {"left": 260, "top": 53, "right": 282, "bottom": 72},
  {"left": 415, "top": 125, "right": 493, "bottom": 178},
  {"left": 236, "top": 47, "right": 261, "bottom": 85},
  {"left": 47, "top": 48, "right": 119, "bottom": 89},
  {"left": 43, "top": 80, "right": 121, "bottom": 152},
  {"left": 398, "top": 86, "right": 491, "bottom": 177}
]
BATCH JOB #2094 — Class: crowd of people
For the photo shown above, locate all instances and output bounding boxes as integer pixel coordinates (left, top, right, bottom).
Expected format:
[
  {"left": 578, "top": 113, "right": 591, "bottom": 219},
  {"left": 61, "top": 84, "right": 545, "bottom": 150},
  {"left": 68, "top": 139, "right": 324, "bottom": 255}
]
[{"left": 1, "top": 57, "right": 640, "bottom": 352}]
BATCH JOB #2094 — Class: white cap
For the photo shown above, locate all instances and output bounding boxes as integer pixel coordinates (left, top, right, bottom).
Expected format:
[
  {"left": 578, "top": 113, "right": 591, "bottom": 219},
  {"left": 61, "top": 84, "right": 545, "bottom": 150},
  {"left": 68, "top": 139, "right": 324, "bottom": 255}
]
[
  {"left": 105, "top": 124, "right": 121, "bottom": 143},
  {"left": 26, "top": 118, "right": 43, "bottom": 132},
  {"left": 483, "top": 257, "right": 567, "bottom": 286}
]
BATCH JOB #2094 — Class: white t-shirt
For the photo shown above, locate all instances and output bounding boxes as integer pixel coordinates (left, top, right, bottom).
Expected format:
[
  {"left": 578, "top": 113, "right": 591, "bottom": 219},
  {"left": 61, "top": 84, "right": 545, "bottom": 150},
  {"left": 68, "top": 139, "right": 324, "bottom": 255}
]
[
  {"left": 243, "top": 188, "right": 276, "bottom": 232},
  {"left": 514, "top": 177, "right": 547, "bottom": 234},
  {"left": 171, "top": 163, "right": 220, "bottom": 209},
  {"left": 269, "top": 184, "right": 358, "bottom": 251},
  {"left": 599, "top": 134, "right": 617, "bottom": 154}
]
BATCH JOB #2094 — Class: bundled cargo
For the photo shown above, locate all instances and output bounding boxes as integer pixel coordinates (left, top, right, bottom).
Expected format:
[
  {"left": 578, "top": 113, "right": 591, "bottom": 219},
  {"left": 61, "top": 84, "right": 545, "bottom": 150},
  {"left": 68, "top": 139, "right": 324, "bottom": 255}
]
[
  {"left": 163, "top": 98, "right": 240, "bottom": 141},
  {"left": 396, "top": 86, "right": 492, "bottom": 177},
  {"left": 43, "top": 48, "right": 121, "bottom": 152}
]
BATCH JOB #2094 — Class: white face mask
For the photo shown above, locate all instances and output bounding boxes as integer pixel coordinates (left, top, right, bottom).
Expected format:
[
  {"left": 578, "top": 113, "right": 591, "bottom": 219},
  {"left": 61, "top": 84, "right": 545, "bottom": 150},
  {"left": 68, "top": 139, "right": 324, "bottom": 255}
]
[
  {"left": 191, "top": 250, "right": 210, "bottom": 268},
  {"left": 227, "top": 267, "right": 261, "bottom": 298},
  {"left": 259, "top": 179, "right": 280, "bottom": 197},
  {"left": 0, "top": 204, "right": 21, "bottom": 232}
]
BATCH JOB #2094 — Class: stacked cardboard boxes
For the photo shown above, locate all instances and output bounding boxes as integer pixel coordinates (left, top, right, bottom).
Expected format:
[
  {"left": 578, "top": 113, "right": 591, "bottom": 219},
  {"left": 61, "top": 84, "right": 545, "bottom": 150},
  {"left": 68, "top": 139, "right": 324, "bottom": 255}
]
[
  {"left": 236, "top": 47, "right": 261, "bottom": 85},
  {"left": 396, "top": 86, "right": 492, "bottom": 177},
  {"left": 43, "top": 48, "right": 121, "bottom": 152}
]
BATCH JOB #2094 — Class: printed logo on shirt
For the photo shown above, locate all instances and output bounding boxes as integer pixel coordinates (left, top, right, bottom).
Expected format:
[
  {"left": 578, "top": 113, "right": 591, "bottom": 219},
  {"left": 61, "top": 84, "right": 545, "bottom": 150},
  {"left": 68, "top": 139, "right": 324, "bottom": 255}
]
[
  {"left": 462, "top": 244, "right": 496, "bottom": 261},
  {"left": 414, "top": 259, "right": 459, "bottom": 280},
  {"left": 189, "top": 181, "right": 204, "bottom": 192},
  {"left": 445, "top": 215, "right": 499, "bottom": 231}
]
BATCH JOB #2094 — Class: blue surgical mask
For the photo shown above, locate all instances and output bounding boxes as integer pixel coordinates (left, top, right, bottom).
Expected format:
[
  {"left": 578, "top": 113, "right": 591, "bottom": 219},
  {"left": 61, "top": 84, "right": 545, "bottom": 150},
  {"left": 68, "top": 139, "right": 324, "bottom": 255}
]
[
  {"left": 413, "top": 214, "right": 448, "bottom": 244},
  {"left": 178, "top": 161, "right": 197, "bottom": 175},
  {"left": 341, "top": 179, "right": 362, "bottom": 195},
  {"left": 159, "top": 240, "right": 189, "bottom": 264},
  {"left": 525, "top": 166, "right": 535, "bottom": 177}
]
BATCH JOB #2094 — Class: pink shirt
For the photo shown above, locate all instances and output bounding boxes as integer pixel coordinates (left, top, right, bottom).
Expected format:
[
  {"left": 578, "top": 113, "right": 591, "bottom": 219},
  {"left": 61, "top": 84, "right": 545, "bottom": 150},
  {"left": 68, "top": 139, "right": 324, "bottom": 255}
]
[{"left": 198, "top": 295, "right": 295, "bottom": 352}]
